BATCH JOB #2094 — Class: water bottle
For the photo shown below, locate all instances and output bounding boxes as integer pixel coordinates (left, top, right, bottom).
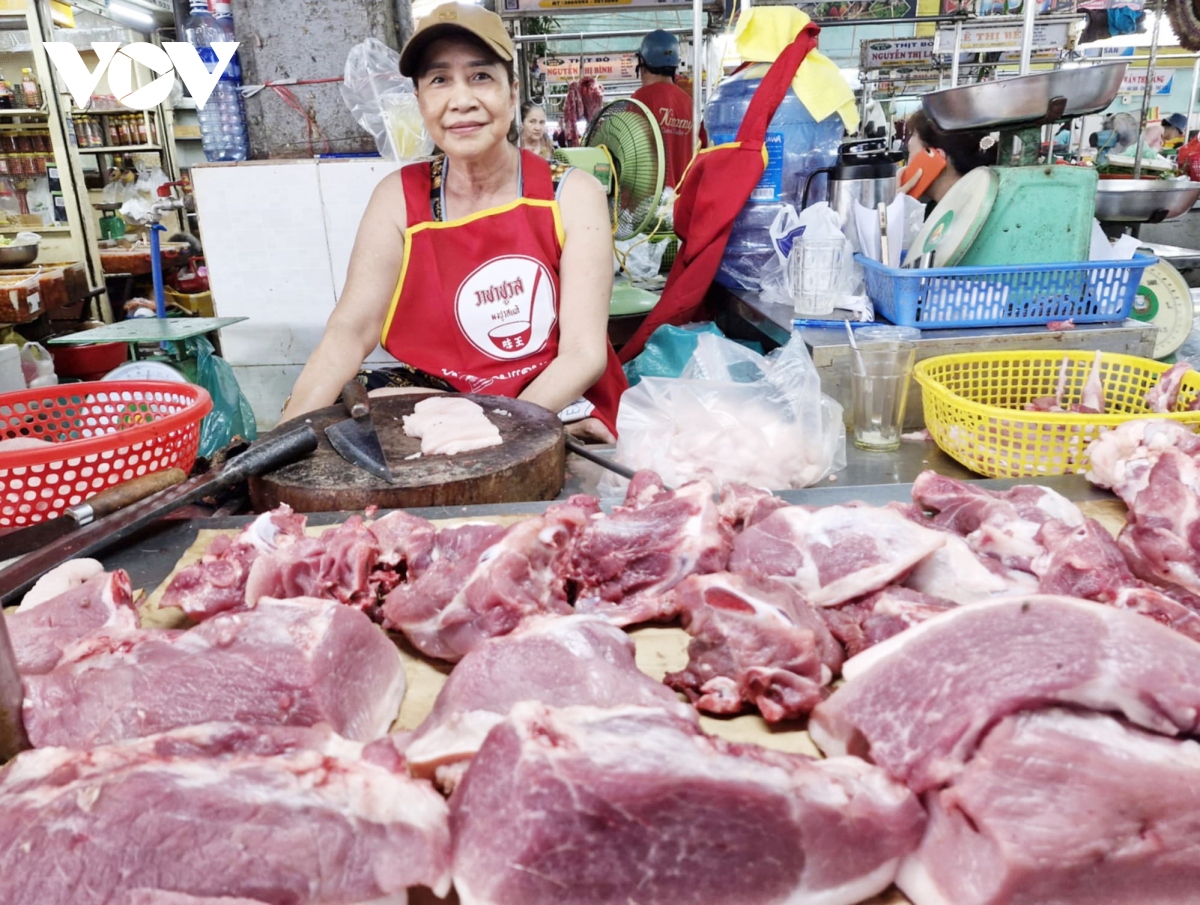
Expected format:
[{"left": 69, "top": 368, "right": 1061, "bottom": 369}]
[
  {"left": 704, "top": 64, "right": 843, "bottom": 291},
  {"left": 186, "top": 0, "right": 249, "bottom": 162}
]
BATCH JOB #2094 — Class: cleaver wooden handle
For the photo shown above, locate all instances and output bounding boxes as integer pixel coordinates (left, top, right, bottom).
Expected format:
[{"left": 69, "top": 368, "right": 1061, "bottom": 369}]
[
  {"left": 77, "top": 468, "right": 188, "bottom": 521},
  {"left": 341, "top": 380, "right": 370, "bottom": 420}
]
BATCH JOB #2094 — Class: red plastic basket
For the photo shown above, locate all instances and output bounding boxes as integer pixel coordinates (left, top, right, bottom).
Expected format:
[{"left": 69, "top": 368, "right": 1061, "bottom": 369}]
[{"left": 0, "top": 381, "right": 212, "bottom": 527}]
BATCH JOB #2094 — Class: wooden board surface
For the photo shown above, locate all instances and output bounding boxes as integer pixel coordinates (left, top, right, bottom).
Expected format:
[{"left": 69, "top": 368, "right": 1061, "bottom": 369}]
[
  {"left": 144, "top": 498, "right": 1129, "bottom": 905},
  {"left": 249, "top": 394, "right": 566, "bottom": 512}
]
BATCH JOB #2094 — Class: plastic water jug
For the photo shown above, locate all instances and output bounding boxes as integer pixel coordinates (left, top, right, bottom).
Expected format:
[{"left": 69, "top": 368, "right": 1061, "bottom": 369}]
[{"left": 705, "top": 64, "right": 843, "bottom": 291}]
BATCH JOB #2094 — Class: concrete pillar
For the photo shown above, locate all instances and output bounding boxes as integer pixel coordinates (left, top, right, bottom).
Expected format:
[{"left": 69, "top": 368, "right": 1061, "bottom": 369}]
[{"left": 227, "top": 0, "right": 407, "bottom": 158}]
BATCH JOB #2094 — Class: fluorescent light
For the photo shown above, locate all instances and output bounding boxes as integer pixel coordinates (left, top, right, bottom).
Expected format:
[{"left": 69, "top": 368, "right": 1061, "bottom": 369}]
[{"left": 109, "top": 1, "right": 156, "bottom": 28}]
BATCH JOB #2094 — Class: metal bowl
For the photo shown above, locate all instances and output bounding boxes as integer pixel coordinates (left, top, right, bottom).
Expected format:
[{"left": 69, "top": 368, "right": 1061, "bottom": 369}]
[
  {"left": 0, "top": 243, "right": 39, "bottom": 268},
  {"left": 922, "top": 63, "right": 1128, "bottom": 132},
  {"left": 1095, "top": 180, "right": 1200, "bottom": 223}
]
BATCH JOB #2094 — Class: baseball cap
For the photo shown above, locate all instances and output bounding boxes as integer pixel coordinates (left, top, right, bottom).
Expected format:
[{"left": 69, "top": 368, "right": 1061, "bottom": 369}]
[
  {"left": 400, "top": 3, "right": 515, "bottom": 79},
  {"left": 1165, "top": 113, "right": 1189, "bottom": 133}
]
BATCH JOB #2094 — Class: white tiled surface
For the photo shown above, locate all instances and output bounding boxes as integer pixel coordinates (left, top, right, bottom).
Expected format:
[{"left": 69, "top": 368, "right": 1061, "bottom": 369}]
[{"left": 192, "top": 158, "right": 404, "bottom": 429}]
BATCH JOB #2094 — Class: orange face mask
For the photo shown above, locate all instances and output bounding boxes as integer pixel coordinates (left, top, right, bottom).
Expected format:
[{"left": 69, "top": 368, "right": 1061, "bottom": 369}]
[{"left": 900, "top": 147, "right": 947, "bottom": 199}]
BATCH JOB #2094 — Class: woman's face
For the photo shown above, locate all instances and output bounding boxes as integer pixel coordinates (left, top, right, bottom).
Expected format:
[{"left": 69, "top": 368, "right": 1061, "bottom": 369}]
[
  {"left": 523, "top": 107, "right": 546, "bottom": 142},
  {"left": 416, "top": 37, "right": 517, "bottom": 160}
]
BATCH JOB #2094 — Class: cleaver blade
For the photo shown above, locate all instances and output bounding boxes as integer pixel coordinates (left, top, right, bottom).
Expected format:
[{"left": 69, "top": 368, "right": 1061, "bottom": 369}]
[{"left": 325, "top": 381, "right": 395, "bottom": 484}]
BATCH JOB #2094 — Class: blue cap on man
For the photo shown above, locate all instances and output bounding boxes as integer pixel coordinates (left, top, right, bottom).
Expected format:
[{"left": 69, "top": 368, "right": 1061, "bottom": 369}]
[
  {"left": 1165, "top": 112, "right": 1189, "bottom": 134},
  {"left": 638, "top": 29, "right": 680, "bottom": 69}
]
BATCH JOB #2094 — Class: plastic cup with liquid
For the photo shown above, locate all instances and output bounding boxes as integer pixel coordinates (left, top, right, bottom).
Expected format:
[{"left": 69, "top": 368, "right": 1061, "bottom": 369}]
[{"left": 850, "top": 340, "right": 916, "bottom": 452}]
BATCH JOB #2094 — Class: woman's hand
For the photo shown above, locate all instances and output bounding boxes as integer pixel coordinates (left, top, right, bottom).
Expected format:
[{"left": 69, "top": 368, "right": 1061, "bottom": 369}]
[{"left": 567, "top": 417, "right": 616, "bottom": 445}]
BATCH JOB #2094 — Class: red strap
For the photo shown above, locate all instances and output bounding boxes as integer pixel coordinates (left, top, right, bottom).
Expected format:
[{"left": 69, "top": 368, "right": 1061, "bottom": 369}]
[
  {"left": 521, "top": 150, "right": 556, "bottom": 201},
  {"left": 400, "top": 161, "right": 433, "bottom": 226},
  {"left": 736, "top": 25, "right": 820, "bottom": 146}
]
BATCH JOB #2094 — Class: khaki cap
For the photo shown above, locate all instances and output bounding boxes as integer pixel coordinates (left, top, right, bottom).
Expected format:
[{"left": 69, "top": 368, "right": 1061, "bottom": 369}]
[{"left": 400, "top": 3, "right": 515, "bottom": 79}]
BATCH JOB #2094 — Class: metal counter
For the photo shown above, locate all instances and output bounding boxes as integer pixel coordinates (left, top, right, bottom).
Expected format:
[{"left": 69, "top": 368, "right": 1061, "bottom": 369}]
[{"left": 720, "top": 288, "right": 1159, "bottom": 430}]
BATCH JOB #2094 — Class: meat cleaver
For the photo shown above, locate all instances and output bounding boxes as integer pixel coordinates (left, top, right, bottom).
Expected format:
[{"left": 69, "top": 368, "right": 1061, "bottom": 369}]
[
  {"left": 1, "top": 468, "right": 188, "bottom": 559},
  {"left": 325, "top": 381, "right": 395, "bottom": 484}
]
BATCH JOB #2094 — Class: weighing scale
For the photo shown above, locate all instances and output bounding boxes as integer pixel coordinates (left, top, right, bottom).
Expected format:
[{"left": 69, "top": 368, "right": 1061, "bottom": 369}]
[{"left": 912, "top": 63, "right": 1127, "bottom": 269}]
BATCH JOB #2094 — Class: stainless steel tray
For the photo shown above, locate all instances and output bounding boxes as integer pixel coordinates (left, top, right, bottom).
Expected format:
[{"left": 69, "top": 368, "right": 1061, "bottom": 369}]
[
  {"left": 1095, "top": 180, "right": 1200, "bottom": 223},
  {"left": 922, "top": 63, "right": 1128, "bottom": 132}
]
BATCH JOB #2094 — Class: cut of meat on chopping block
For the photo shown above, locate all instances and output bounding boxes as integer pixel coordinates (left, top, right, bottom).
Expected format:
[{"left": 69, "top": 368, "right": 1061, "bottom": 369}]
[{"left": 252, "top": 393, "right": 565, "bottom": 512}]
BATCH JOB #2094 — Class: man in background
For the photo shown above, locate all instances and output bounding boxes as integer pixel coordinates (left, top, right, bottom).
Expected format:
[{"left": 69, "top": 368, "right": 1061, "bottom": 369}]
[{"left": 631, "top": 30, "right": 696, "bottom": 189}]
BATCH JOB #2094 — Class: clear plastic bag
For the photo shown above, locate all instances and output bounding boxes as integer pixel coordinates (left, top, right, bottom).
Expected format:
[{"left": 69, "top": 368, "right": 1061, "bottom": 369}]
[
  {"left": 604, "top": 333, "right": 846, "bottom": 495},
  {"left": 341, "top": 38, "right": 433, "bottom": 161},
  {"left": 614, "top": 236, "right": 668, "bottom": 282},
  {"left": 189, "top": 336, "right": 257, "bottom": 459}
]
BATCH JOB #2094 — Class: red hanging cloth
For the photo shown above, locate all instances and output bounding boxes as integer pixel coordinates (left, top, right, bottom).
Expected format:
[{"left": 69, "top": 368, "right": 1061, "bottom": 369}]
[{"left": 619, "top": 25, "right": 821, "bottom": 362}]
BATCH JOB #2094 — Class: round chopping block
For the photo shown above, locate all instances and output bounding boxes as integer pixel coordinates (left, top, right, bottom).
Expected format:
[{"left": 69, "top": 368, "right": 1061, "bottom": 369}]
[{"left": 250, "top": 393, "right": 566, "bottom": 512}]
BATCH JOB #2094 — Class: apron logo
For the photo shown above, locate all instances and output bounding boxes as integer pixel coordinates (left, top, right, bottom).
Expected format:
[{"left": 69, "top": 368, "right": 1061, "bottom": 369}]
[{"left": 455, "top": 254, "right": 557, "bottom": 362}]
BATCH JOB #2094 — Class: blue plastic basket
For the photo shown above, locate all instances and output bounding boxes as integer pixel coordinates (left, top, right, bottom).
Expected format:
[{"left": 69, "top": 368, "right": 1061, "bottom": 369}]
[{"left": 856, "top": 253, "right": 1157, "bottom": 329}]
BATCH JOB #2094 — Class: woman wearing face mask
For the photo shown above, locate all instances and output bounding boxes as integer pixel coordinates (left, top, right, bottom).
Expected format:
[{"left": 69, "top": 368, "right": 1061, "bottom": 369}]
[
  {"left": 520, "top": 101, "right": 555, "bottom": 160},
  {"left": 900, "top": 109, "right": 998, "bottom": 207},
  {"left": 282, "top": 3, "right": 626, "bottom": 442}
]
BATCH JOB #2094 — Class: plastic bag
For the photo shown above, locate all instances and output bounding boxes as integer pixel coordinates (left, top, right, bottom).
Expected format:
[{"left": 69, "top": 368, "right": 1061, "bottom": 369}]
[
  {"left": 604, "top": 333, "right": 846, "bottom": 495},
  {"left": 189, "top": 336, "right": 257, "bottom": 459},
  {"left": 623, "top": 322, "right": 726, "bottom": 387},
  {"left": 341, "top": 38, "right": 433, "bottom": 161},
  {"left": 614, "top": 236, "right": 668, "bottom": 282}
]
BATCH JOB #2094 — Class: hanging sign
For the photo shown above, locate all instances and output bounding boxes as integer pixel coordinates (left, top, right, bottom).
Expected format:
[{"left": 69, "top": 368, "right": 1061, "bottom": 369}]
[
  {"left": 1119, "top": 69, "right": 1174, "bottom": 95},
  {"left": 799, "top": 0, "right": 916, "bottom": 21},
  {"left": 860, "top": 38, "right": 936, "bottom": 69},
  {"left": 935, "top": 21, "right": 1070, "bottom": 52},
  {"left": 503, "top": 0, "right": 692, "bottom": 10},
  {"left": 535, "top": 54, "right": 639, "bottom": 84}
]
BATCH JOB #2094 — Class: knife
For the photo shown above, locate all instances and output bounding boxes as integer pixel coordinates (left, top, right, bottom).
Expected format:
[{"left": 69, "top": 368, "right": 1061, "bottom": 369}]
[
  {"left": 1, "top": 468, "right": 187, "bottom": 560},
  {"left": 0, "top": 424, "right": 319, "bottom": 609},
  {"left": 325, "top": 381, "right": 395, "bottom": 484}
]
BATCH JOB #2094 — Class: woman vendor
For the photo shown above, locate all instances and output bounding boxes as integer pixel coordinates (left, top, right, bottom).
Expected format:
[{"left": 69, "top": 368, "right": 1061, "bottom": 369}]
[
  {"left": 520, "top": 102, "right": 555, "bottom": 160},
  {"left": 900, "top": 109, "right": 998, "bottom": 206},
  {"left": 282, "top": 3, "right": 626, "bottom": 442}
]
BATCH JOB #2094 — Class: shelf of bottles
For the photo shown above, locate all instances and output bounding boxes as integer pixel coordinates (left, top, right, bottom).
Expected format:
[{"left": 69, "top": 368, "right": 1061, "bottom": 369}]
[
  {"left": 0, "top": 66, "right": 65, "bottom": 230},
  {"left": 69, "top": 109, "right": 161, "bottom": 154}
]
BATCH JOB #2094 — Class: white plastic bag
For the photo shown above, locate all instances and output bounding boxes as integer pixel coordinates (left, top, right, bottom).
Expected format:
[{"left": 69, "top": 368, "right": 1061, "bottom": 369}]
[
  {"left": 341, "top": 38, "right": 433, "bottom": 160},
  {"left": 614, "top": 237, "right": 668, "bottom": 281},
  {"left": 603, "top": 333, "right": 846, "bottom": 495}
]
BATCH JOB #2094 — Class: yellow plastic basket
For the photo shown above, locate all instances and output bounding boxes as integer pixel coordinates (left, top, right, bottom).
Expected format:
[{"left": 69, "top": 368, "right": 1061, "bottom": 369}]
[{"left": 913, "top": 350, "right": 1200, "bottom": 479}]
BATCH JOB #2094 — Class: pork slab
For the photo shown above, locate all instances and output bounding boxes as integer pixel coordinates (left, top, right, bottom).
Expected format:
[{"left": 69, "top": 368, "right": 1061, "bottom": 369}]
[{"left": 450, "top": 703, "right": 926, "bottom": 905}]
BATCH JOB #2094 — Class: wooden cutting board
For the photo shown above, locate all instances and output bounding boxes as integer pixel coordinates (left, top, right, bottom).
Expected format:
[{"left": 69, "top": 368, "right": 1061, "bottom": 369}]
[{"left": 249, "top": 393, "right": 565, "bottom": 512}]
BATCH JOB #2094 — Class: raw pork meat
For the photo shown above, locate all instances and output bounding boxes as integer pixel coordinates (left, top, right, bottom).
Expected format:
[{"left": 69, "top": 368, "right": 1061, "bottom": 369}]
[
  {"left": 1086, "top": 420, "right": 1200, "bottom": 599},
  {"left": 159, "top": 506, "right": 308, "bottom": 619},
  {"left": 381, "top": 502, "right": 589, "bottom": 661},
  {"left": 23, "top": 597, "right": 405, "bottom": 748},
  {"left": 717, "top": 482, "right": 788, "bottom": 533},
  {"left": 125, "top": 895, "right": 268, "bottom": 905},
  {"left": 663, "top": 572, "right": 842, "bottom": 721},
  {"left": 728, "top": 504, "right": 946, "bottom": 607},
  {"left": 450, "top": 703, "right": 926, "bottom": 905},
  {"left": 911, "top": 471, "right": 1084, "bottom": 571},
  {"left": 0, "top": 722, "right": 450, "bottom": 904},
  {"left": 20, "top": 557, "right": 104, "bottom": 608},
  {"left": 810, "top": 595, "right": 1200, "bottom": 793},
  {"left": 819, "top": 587, "right": 956, "bottom": 659},
  {"left": 899, "top": 709, "right": 1200, "bottom": 905},
  {"left": 1145, "top": 361, "right": 1194, "bottom": 413},
  {"left": 402, "top": 396, "right": 502, "bottom": 455},
  {"left": 405, "top": 615, "right": 693, "bottom": 790},
  {"left": 0, "top": 436, "right": 53, "bottom": 451},
  {"left": 7, "top": 570, "right": 138, "bottom": 675},
  {"left": 572, "top": 474, "right": 730, "bottom": 625},
  {"left": 901, "top": 531, "right": 1019, "bottom": 603},
  {"left": 1031, "top": 518, "right": 1200, "bottom": 641}
]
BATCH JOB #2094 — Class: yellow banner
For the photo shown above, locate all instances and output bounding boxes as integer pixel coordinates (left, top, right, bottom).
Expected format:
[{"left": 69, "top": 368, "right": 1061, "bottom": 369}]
[{"left": 50, "top": 0, "right": 74, "bottom": 27}]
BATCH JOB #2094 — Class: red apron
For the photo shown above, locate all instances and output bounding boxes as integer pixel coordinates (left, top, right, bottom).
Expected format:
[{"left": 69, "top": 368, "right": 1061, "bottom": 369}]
[{"left": 381, "top": 150, "right": 626, "bottom": 436}]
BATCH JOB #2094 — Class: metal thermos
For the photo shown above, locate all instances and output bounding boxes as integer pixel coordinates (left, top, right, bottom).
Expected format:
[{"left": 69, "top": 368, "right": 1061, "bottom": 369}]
[{"left": 801, "top": 139, "right": 901, "bottom": 226}]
